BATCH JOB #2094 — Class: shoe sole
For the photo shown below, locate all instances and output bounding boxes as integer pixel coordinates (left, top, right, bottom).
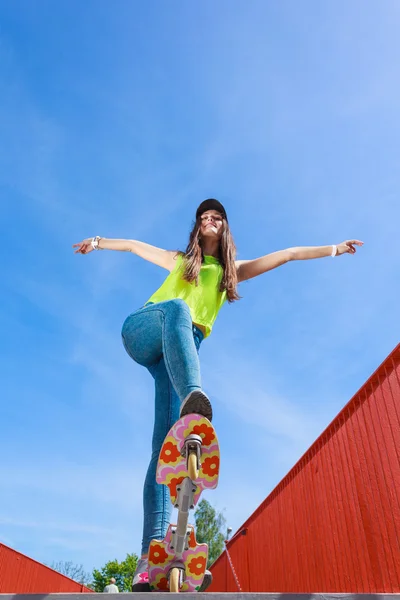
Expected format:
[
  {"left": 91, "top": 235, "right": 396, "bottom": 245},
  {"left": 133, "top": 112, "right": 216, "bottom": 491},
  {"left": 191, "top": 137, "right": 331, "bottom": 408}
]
[
  {"left": 131, "top": 582, "right": 151, "bottom": 592},
  {"left": 180, "top": 390, "right": 213, "bottom": 421},
  {"left": 198, "top": 570, "right": 212, "bottom": 592}
]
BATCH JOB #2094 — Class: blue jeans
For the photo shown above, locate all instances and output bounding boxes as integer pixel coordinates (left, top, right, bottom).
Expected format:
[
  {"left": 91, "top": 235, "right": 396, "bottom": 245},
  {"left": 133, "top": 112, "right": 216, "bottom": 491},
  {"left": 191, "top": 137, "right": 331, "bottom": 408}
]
[{"left": 121, "top": 299, "right": 204, "bottom": 555}]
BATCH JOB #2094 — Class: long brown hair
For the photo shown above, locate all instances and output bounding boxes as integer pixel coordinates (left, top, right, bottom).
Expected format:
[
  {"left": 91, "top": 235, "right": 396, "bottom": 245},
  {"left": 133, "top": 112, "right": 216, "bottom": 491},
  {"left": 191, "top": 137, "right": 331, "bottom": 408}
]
[{"left": 180, "top": 216, "right": 240, "bottom": 302}]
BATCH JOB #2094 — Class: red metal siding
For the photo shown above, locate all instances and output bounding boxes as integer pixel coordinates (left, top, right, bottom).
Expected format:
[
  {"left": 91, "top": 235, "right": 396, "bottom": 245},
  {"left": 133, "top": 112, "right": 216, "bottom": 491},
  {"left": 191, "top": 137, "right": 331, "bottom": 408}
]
[
  {"left": 0, "top": 543, "right": 93, "bottom": 593},
  {"left": 210, "top": 343, "right": 400, "bottom": 593}
]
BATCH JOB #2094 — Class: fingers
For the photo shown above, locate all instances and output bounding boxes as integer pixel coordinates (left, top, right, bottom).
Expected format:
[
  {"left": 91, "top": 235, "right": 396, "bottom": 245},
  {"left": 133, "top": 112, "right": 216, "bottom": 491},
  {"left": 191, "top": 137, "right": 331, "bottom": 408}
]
[
  {"left": 345, "top": 241, "right": 356, "bottom": 253},
  {"left": 73, "top": 242, "right": 88, "bottom": 254},
  {"left": 73, "top": 242, "right": 84, "bottom": 254},
  {"left": 341, "top": 240, "right": 364, "bottom": 255}
]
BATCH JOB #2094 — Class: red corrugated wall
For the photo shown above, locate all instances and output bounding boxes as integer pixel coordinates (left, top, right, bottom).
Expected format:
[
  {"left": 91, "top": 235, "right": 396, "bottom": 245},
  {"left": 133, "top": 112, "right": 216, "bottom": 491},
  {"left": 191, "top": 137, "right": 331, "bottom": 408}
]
[
  {"left": 0, "top": 543, "right": 93, "bottom": 593},
  {"left": 210, "top": 343, "right": 400, "bottom": 593}
]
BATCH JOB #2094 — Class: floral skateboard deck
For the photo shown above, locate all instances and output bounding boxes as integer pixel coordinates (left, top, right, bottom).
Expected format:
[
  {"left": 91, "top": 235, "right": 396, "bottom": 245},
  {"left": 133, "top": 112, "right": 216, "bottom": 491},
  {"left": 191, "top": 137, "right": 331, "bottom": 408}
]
[
  {"left": 156, "top": 414, "right": 220, "bottom": 506},
  {"left": 148, "top": 525, "right": 208, "bottom": 592},
  {"left": 148, "top": 414, "right": 220, "bottom": 591}
]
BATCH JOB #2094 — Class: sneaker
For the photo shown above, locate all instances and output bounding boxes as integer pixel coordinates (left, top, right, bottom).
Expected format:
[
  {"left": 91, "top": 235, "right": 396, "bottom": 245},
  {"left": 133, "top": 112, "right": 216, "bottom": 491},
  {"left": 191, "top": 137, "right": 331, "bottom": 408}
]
[
  {"left": 180, "top": 390, "right": 213, "bottom": 421},
  {"left": 131, "top": 558, "right": 150, "bottom": 592},
  {"left": 198, "top": 569, "right": 212, "bottom": 592}
]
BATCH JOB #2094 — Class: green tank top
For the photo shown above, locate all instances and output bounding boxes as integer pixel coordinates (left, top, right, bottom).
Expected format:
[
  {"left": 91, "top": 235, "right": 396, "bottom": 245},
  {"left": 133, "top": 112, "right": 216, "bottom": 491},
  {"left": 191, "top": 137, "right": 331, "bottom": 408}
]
[{"left": 146, "top": 254, "right": 227, "bottom": 337}]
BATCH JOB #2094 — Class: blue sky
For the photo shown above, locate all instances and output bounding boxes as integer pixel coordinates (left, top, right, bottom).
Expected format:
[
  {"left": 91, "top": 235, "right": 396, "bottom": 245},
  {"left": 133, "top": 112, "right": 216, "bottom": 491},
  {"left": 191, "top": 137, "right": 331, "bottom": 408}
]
[{"left": 1, "top": 0, "right": 399, "bottom": 576}]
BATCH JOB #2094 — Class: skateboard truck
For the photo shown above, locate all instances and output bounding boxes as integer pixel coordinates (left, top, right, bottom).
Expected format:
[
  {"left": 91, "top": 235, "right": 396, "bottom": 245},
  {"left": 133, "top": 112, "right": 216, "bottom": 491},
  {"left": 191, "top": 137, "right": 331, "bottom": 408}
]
[
  {"left": 181, "top": 433, "right": 202, "bottom": 480},
  {"left": 170, "top": 526, "right": 191, "bottom": 552}
]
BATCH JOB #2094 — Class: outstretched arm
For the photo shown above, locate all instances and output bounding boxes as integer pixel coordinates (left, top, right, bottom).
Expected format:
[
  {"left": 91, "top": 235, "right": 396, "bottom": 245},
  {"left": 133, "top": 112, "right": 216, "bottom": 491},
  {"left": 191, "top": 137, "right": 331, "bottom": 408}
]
[
  {"left": 236, "top": 240, "right": 364, "bottom": 283},
  {"left": 72, "top": 237, "right": 177, "bottom": 271}
]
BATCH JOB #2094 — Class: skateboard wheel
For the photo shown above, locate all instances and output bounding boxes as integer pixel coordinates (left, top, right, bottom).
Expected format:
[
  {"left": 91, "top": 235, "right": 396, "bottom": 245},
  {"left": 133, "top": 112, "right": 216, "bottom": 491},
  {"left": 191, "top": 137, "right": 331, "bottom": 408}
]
[
  {"left": 169, "top": 566, "right": 181, "bottom": 592},
  {"left": 188, "top": 451, "right": 199, "bottom": 480}
]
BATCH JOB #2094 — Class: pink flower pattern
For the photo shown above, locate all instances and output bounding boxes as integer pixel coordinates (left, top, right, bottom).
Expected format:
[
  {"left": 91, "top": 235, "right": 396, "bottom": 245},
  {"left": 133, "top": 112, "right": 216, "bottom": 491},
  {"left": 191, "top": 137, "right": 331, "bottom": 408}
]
[
  {"left": 148, "top": 525, "right": 207, "bottom": 592},
  {"left": 156, "top": 415, "right": 220, "bottom": 506}
]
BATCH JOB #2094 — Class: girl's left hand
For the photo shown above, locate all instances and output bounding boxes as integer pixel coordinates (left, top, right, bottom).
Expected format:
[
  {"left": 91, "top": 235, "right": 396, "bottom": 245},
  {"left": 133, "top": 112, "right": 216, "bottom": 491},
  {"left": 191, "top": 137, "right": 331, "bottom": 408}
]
[{"left": 336, "top": 240, "right": 364, "bottom": 256}]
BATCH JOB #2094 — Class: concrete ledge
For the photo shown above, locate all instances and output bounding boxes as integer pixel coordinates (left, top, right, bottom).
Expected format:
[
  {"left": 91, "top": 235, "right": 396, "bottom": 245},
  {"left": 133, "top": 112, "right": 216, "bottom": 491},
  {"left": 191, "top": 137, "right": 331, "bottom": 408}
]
[{"left": 1, "top": 594, "right": 400, "bottom": 599}]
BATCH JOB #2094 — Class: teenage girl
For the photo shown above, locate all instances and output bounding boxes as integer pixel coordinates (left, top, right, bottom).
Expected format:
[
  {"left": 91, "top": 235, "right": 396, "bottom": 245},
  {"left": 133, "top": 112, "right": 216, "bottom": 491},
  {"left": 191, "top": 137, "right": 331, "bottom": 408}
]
[{"left": 73, "top": 198, "right": 363, "bottom": 591}]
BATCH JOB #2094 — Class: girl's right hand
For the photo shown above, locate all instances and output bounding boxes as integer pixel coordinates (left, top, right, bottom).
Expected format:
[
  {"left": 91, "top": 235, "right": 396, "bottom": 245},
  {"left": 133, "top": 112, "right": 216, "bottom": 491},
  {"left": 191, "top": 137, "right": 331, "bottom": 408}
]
[{"left": 73, "top": 238, "right": 94, "bottom": 255}]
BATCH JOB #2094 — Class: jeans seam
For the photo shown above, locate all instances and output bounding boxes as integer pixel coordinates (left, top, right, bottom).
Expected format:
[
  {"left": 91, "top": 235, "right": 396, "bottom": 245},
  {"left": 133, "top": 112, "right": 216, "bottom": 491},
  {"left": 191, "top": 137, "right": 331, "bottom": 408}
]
[
  {"left": 161, "top": 377, "right": 173, "bottom": 535},
  {"left": 148, "top": 306, "right": 192, "bottom": 400},
  {"left": 157, "top": 309, "right": 179, "bottom": 396}
]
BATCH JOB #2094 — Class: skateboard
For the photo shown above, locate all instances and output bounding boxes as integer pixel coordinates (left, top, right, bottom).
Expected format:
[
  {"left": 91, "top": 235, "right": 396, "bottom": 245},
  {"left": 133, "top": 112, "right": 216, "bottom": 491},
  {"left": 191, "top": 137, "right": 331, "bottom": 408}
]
[{"left": 148, "top": 414, "right": 220, "bottom": 592}]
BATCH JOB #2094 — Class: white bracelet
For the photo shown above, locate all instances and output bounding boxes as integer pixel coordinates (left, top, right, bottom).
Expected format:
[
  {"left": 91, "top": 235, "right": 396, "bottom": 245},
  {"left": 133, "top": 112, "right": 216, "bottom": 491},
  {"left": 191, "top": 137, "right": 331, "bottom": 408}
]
[
  {"left": 331, "top": 244, "right": 337, "bottom": 257},
  {"left": 91, "top": 236, "right": 102, "bottom": 250}
]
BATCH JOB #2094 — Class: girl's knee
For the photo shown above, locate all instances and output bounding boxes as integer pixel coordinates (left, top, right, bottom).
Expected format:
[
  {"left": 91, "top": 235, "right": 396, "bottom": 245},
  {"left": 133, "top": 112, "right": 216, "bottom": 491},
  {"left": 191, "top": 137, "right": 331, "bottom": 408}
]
[{"left": 121, "top": 313, "right": 134, "bottom": 338}]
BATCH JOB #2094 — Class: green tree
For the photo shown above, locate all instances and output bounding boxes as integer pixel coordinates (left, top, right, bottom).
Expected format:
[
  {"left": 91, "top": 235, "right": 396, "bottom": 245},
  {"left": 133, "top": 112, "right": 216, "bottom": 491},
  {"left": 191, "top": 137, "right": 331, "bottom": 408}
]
[
  {"left": 49, "top": 561, "right": 92, "bottom": 588},
  {"left": 91, "top": 553, "right": 138, "bottom": 592},
  {"left": 194, "top": 499, "right": 226, "bottom": 567}
]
